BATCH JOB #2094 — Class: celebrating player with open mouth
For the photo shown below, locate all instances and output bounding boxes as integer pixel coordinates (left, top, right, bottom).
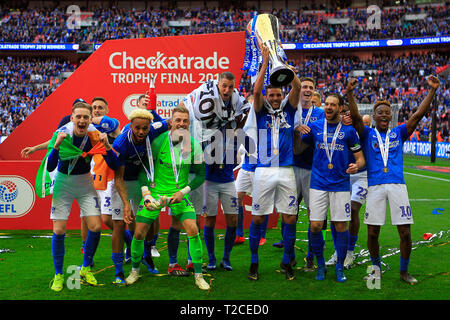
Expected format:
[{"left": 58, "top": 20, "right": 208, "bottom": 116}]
[
  {"left": 346, "top": 75, "right": 440, "bottom": 285},
  {"left": 294, "top": 93, "right": 365, "bottom": 283},
  {"left": 125, "top": 106, "right": 209, "bottom": 290}
]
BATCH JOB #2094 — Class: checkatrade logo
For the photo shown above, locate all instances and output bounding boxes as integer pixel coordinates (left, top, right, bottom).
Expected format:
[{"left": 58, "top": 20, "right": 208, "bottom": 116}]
[{"left": 0, "top": 176, "right": 35, "bottom": 218}]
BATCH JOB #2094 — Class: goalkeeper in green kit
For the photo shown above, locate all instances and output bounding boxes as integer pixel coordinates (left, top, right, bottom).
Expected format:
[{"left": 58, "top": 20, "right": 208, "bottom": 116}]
[{"left": 125, "top": 106, "right": 209, "bottom": 290}]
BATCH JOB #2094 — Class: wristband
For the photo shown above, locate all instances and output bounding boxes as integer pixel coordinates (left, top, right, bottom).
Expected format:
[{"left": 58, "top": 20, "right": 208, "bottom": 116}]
[{"left": 180, "top": 186, "right": 191, "bottom": 196}]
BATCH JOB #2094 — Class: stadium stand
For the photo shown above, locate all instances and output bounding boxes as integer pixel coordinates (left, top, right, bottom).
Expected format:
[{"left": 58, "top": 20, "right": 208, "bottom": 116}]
[{"left": 0, "top": 0, "right": 448, "bottom": 142}]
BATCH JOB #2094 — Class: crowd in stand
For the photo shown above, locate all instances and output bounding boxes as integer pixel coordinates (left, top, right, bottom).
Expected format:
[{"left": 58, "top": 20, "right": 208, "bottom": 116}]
[
  {"left": 0, "top": 4, "right": 448, "bottom": 142},
  {"left": 1, "top": 51, "right": 447, "bottom": 142},
  {"left": 239, "top": 52, "right": 449, "bottom": 142},
  {"left": 0, "top": 57, "right": 76, "bottom": 136},
  {"left": 0, "top": 4, "right": 448, "bottom": 44}
]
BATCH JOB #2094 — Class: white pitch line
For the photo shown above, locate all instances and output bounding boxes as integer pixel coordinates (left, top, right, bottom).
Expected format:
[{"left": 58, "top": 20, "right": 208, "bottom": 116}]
[
  {"left": 404, "top": 171, "right": 450, "bottom": 182},
  {"left": 409, "top": 199, "right": 450, "bottom": 201}
]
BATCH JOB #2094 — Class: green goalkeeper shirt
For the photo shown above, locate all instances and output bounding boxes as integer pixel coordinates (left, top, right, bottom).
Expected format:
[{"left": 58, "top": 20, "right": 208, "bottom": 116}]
[{"left": 138, "top": 131, "right": 205, "bottom": 195}]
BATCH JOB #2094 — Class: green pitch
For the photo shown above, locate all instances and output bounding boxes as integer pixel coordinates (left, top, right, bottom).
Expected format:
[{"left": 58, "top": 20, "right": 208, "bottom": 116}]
[{"left": 0, "top": 155, "right": 448, "bottom": 301}]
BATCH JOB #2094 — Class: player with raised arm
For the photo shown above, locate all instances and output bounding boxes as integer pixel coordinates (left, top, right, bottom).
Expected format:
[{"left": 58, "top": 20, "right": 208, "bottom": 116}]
[
  {"left": 294, "top": 93, "right": 365, "bottom": 283},
  {"left": 246, "top": 45, "right": 301, "bottom": 281},
  {"left": 346, "top": 76, "right": 440, "bottom": 284}
]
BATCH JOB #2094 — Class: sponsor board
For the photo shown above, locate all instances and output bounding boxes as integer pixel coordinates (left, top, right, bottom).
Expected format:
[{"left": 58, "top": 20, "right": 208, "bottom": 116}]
[
  {"left": 122, "top": 94, "right": 184, "bottom": 119},
  {"left": 0, "top": 175, "right": 35, "bottom": 218}
]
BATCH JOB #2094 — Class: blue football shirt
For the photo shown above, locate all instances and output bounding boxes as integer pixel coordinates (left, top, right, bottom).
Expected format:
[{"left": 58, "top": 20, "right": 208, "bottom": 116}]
[
  {"left": 112, "top": 122, "right": 168, "bottom": 181},
  {"left": 302, "top": 119, "right": 362, "bottom": 192},
  {"left": 255, "top": 100, "right": 296, "bottom": 167},
  {"left": 360, "top": 124, "right": 409, "bottom": 187},
  {"left": 293, "top": 106, "right": 325, "bottom": 170}
]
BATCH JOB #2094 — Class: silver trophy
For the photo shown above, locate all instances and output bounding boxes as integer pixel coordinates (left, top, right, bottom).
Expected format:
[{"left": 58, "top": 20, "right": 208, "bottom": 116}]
[{"left": 247, "top": 13, "right": 294, "bottom": 87}]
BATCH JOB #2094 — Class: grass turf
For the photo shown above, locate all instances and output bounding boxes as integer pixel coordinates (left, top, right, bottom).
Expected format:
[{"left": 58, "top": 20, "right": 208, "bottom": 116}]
[{"left": 0, "top": 155, "right": 448, "bottom": 301}]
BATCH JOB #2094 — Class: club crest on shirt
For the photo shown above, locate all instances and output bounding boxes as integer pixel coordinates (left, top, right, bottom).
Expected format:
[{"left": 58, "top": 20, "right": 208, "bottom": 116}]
[{"left": 152, "top": 122, "right": 163, "bottom": 130}]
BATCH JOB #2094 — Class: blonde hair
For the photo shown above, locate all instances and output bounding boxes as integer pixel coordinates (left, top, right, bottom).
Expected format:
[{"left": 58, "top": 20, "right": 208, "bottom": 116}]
[
  {"left": 171, "top": 105, "right": 190, "bottom": 118},
  {"left": 72, "top": 102, "right": 92, "bottom": 114},
  {"left": 128, "top": 109, "right": 154, "bottom": 122}
]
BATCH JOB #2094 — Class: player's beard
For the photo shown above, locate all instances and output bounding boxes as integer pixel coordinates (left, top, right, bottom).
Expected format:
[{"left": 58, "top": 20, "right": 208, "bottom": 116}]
[{"left": 325, "top": 109, "right": 339, "bottom": 123}]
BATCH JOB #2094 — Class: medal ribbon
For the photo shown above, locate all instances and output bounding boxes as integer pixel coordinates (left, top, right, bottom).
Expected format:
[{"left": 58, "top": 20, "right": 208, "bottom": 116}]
[
  {"left": 374, "top": 128, "right": 391, "bottom": 170},
  {"left": 68, "top": 134, "right": 89, "bottom": 175},
  {"left": 299, "top": 106, "right": 314, "bottom": 126},
  {"left": 323, "top": 120, "right": 342, "bottom": 168},
  {"left": 168, "top": 131, "right": 184, "bottom": 189},
  {"left": 271, "top": 113, "right": 281, "bottom": 154},
  {"left": 129, "top": 130, "right": 154, "bottom": 185}
]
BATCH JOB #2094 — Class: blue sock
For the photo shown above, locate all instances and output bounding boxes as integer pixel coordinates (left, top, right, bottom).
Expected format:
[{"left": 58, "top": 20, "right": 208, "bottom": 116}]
[
  {"left": 82, "top": 230, "right": 100, "bottom": 268},
  {"left": 335, "top": 230, "right": 349, "bottom": 268},
  {"left": 371, "top": 255, "right": 382, "bottom": 270},
  {"left": 52, "top": 233, "right": 65, "bottom": 275},
  {"left": 204, "top": 225, "right": 216, "bottom": 262},
  {"left": 143, "top": 240, "right": 152, "bottom": 258},
  {"left": 223, "top": 226, "right": 236, "bottom": 262},
  {"left": 149, "top": 233, "right": 159, "bottom": 246},
  {"left": 249, "top": 222, "right": 261, "bottom": 264},
  {"left": 348, "top": 234, "right": 358, "bottom": 251},
  {"left": 400, "top": 256, "right": 410, "bottom": 272},
  {"left": 310, "top": 231, "right": 325, "bottom": 267},
  {"left": 306, "top": 224, "right": 313, "bottom": 260},
  {"left": 124, "top": 230, "right": 133, "bottom": 249},
  {"left": 237, "top": 206, "right": 244, "bottom": 237},
  {"left": 112, "top": 252, "right": 124, "bottom": 275},
  {"left": 167, "top": 227, "right": 180, "bottom": 265},
  {"left": 282, "top": 223, "right": 296, "bottom": 265},
  {"left": 280, "top": 222, "right": 286, "bottom": 243},
  {"left": 330, "top": 223, "right": 337, "bottom": 250},
  {"left": 260, "top": 215, "right": 268, "bottom": 239}
]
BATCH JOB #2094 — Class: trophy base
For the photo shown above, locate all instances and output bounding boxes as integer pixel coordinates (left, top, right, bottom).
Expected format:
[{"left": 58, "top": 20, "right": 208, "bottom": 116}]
[{"left": 270, "top": 66, "right": 295, "bottom": 87}]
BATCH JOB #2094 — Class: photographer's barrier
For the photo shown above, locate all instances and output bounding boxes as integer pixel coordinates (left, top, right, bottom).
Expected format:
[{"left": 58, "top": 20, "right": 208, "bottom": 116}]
[
  {"left": 0, "top": 161, "right": 279, "bottom": 230},
  {"left": 403, "top": 141, "right": 450, "bottom": 159}
]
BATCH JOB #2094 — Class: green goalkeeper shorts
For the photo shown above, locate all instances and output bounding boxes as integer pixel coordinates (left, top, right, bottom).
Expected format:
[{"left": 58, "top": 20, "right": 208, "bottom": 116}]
[{"left": 135, "top": 194, "right": 196, "bottom": 225}]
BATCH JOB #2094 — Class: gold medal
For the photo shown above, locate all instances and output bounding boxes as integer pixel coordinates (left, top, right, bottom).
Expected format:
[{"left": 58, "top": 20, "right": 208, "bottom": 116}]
[
  {"left": 219, "top": 164, "right": 223, "bottom": 169},
  {"left": 273, "top": 149, "right": 279, "bottom": 155},
  {"left": 383, "top": 167, "right": 389, "bottom": 173},
  {"left": 328, "top": 163, "right": 333, "bottom": 170}
]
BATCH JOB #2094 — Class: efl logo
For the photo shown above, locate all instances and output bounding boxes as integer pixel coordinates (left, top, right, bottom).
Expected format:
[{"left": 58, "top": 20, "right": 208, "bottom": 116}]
[
  {"left": 122, "top": 93, "right": 185, "bottom": 119},
  {"left": 0, "top": 176, "right": 35, "bottom": 218}
]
